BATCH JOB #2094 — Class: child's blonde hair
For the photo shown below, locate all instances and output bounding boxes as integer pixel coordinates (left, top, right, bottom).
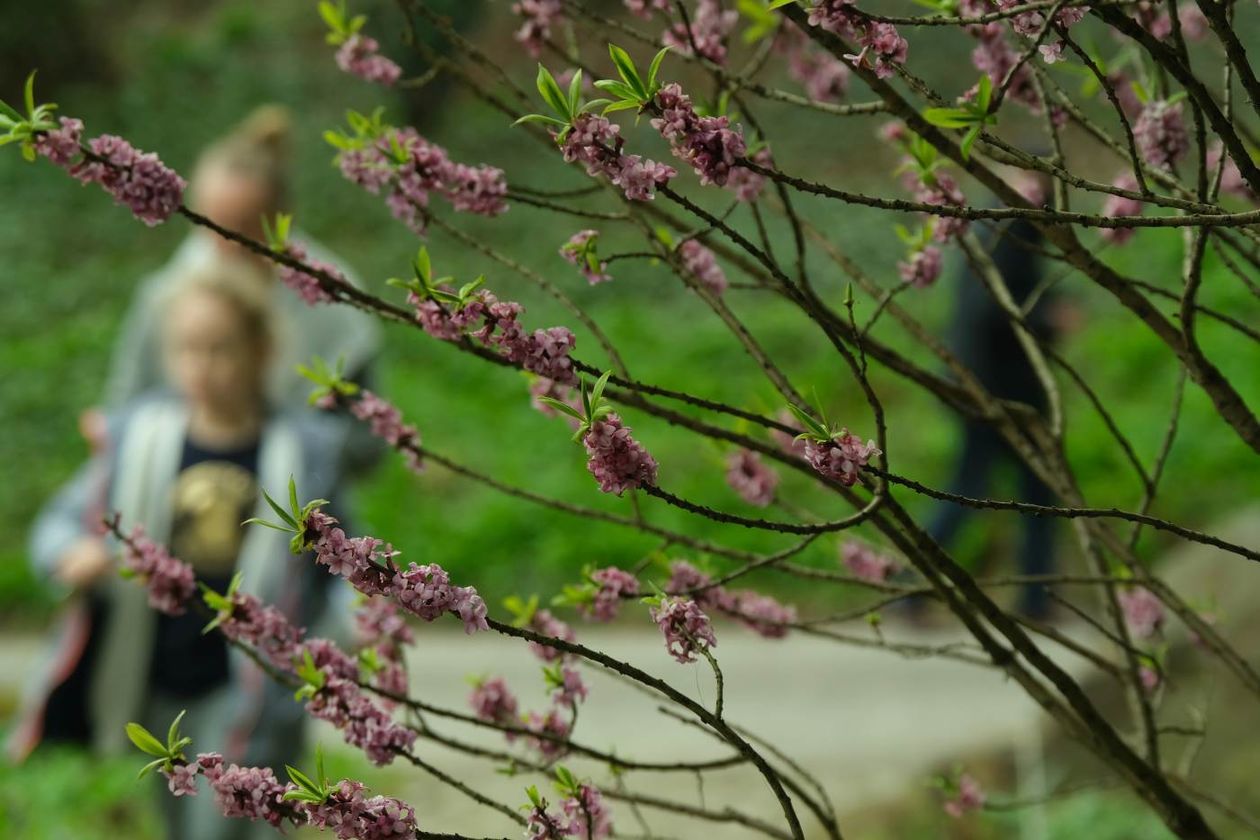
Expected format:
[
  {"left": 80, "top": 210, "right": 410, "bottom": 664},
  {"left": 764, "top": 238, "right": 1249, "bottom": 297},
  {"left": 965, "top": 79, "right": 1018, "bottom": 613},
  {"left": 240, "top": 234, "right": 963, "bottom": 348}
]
[
  {"left": 194, "top": 105, "right": 293, "bottom": 215},
  {"left": 160, "top": 258, "right": 275, "bottom": 353}
]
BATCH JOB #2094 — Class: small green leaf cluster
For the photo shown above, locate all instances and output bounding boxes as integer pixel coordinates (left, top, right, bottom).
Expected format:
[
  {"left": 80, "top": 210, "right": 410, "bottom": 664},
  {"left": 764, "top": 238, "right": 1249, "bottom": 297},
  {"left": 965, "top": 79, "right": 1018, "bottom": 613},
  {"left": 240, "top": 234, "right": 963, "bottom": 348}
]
[
  {"left": 282, "top": 747, "right": 333, "bottom": 805},
  {"left": 318, "top": 0, "right": 367, "bottom": 46},
  {"left": 538, "top": 371, "right": 615, "bottom": 441},
  {"left": 125, "top": 711, "right": 192, "bottom": 779},
  {"left": 298, "top": 355, "right": 361, "bottom": 407},
  {"left": 0, "top": 72, "right": 61, "bottom": 162},
  {"left": 515, "top": 45, "right": 669, "bottom": 140},
  {"left": 922, "top": 75, "right": 999, "bottom": 159},
  {"left": 323, "top": 107, "right": 392, "bottom": 154},
  {"left": 785, "top": 402, "right": 842, "bottom": 444},
  {"left": 243, "top": 477, "right": 330, "bottom": 555},
  {"left": 386, "top": 246, "right": 484, "bottom": 305}
]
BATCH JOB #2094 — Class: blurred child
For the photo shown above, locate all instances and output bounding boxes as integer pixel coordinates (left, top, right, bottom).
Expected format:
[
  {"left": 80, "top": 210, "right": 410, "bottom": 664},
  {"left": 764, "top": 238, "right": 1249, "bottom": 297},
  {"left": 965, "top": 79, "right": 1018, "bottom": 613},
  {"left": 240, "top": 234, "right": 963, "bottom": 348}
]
[{"left": 14, "top": 262, "right": 347, "bottom": 840}]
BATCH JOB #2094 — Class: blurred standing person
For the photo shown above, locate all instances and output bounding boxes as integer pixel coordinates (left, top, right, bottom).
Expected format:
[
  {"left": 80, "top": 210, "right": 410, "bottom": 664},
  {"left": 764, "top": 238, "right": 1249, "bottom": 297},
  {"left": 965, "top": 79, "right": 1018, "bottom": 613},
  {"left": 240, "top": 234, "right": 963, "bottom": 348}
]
[
  {"left": 15, "top": 265, "right": 348, "bottom": 840},
  {"left": 928, "top": 206, "right": 1069, "bottom": 621},
  {"left": 92, "top": 105, "right": 382, "bottom": 477}
]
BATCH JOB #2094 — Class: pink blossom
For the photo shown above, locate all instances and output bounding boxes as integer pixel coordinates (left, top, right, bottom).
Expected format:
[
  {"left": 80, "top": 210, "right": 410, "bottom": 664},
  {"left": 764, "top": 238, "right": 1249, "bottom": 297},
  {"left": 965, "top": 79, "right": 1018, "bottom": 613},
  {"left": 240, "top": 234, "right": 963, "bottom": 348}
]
[
  {"left": 651, "top": 596, "right": 718, "bottom": 664},
  {"left": 34, "top": 117, "right": 84, "bottom": 166},
  {"left": 301, "top": 779, "right": 418, "bottom": 839},
  {"left": 445, "top": 161, "right": 510, "bottom": 216},
  {"left": 393, "top": 562, "right": 490, "bottom": 633},
  {"left": 562, "top": 783, "right": 613, "bottom": 839},
  {"left": 653, "top": 83, "right": 747, "bottom": 187},
  {"left": 529, "top": 609, "right": 577, "bottom": 662},
  {"left": 584, "top": 566, "right": 640, "bottom": 622},
  {"left": 526, "top": 803, "right": 570, "bottom": 839},
  {"left": 335, "top": 34, "right": 402, "bottom": 86},
  {"left": 780, "top": 27, "right": 850, "bottom": 103},
  {"left": 897, "top": 246, "right": 943, "bottom": 289},
  {"left": 665, "top": 560, "right": 728, "bottom": 611},
  {"left": 209, "top": 763, "right": 287, "bottom": 824},
  {"left": 624, "top": 0, "right": 669, "bottom": 19},
  {"left": 351, "top": 390, "right": 423, "bottom": 472},
  {"left": 551, "top": 666, "right": 589, "bottom": 706},
  {"left": 583, "top": 413, "right": 659, "bottom": 495},
  {"left": 840, "top": 541, "right": 900, "bottom": 583},
  {"left": 162, "top": 762, "right": 201, "bottom": 797},
  {"left": 469, "top": 676, "right": 520, "bottom": 727},
  {"left": 1134, "top": 101, "right": 1189, "bottom": 170},
  {"left": 803, "top": 430, "right": 880, "bottom": 486},
  {"left": 943, "top": 772, "right": 986, "bottom": 818},
  {"left": 1119, "top": 587, "right": 1165, "bottom": 640},
  {"left": 806, "top": 1, "right": 908, "bottom": 78},
  {"left": 559, "top": 114, "right": 676, "bottom": 200},
  {"left": 725, "top": 146, "right": 771, "bottom": 203},
  {"left": 121, "top": 525, "right": 196, "bottom": 615},
  {"left": 679, "top": 239, "right": 728, "bottom": 295},
  {"left": 1101, "top": 173, "right": 1144, "bottom": 246},
  {"left": 512, "top": 0, "right": 564, "bottom": 57},
  {"left": 71, "top": 134, "right": 186, "bottom": 226},
  {"left": 278, "top": 241, "right": 338, "bottom": 306},
  {"left": 561, "top": 229, "right": 612, "bottom": 284},
  {"left": 662, "top": 0, "right": 738, "bottom": 65},
  {"left": 725, "top": 591, "right": 797, "bottom": 639},
  {"left": 356, "top": 598, "right": 415, "bottom": 647},
  {"left": 526, "top": 708, "right": 573, "bottom": 759},
  {"left": 907, "top": 170, "right": 969, "bottom": 242},
  {"left": 726, "top": 449, "right": 779, "bottom": 507}
]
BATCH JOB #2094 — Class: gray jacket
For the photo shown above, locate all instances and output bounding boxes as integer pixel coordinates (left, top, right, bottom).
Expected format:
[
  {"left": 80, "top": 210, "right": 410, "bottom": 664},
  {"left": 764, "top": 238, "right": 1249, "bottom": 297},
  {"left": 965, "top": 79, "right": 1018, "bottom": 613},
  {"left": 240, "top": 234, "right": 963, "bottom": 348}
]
[{"left": 27, "top": 394, "right": 352, "bottom": 756}]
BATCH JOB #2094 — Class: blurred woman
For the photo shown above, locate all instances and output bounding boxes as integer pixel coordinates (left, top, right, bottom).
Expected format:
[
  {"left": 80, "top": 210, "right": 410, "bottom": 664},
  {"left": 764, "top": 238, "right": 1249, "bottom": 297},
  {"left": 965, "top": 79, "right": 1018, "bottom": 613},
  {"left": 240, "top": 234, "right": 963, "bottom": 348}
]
[
  {"left": 14, "top": 263, "right": 347, "bottom": 840},
  {"left": 95, "top": 105, "right": 381, "bottom": 474}
]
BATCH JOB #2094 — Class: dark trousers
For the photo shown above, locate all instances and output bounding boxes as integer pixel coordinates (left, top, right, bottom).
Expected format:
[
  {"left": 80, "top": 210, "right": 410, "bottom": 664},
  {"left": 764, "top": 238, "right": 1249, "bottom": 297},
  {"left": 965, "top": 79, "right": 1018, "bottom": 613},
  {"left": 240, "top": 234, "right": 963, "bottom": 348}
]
[{"left": 927, "top": 419, "right": 1056, "bottom": 619}]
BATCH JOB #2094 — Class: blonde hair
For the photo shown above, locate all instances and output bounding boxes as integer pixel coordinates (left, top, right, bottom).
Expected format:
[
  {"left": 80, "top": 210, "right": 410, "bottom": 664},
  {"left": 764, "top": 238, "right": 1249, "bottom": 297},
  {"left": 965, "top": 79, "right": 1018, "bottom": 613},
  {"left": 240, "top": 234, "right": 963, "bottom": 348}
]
[
  {"left": 195, "top": 105, "right": 294, "bottom": 214},
  {"left": 160, "top": 258, "right": 275, "bottom": 352}
]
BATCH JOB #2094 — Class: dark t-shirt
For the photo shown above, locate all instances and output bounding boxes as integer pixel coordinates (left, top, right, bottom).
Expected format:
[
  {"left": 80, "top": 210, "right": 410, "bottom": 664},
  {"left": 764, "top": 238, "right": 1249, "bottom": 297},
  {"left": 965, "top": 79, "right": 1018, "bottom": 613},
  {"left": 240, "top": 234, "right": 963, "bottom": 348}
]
[{"left": 148, "top": 435, "right": 259, "bottom": 697}]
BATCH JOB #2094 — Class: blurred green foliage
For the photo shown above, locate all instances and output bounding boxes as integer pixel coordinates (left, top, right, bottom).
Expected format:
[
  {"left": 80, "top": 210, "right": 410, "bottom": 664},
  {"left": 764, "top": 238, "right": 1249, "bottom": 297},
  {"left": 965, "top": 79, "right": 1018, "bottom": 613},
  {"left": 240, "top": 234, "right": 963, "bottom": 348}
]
[{"left": 2, "top": 0, "right": 1258, "bottom": 631}]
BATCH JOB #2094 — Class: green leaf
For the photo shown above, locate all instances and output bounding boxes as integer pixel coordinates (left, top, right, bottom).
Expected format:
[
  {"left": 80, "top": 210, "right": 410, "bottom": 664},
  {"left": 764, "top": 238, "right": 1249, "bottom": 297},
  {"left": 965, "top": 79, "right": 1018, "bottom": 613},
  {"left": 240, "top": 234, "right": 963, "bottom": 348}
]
[
  {"left": 647, "top": 47, "right": 670, "bottom": 90},
  {"left": 536, "top": 65, "right": 570, "bottom": 119},
  {"left": 126, "top": 722, "right": 169, "bottom": 758},
  {"left": 317, "top": 1, "right": 344, "bottom": 32},
  {"left": 608, "top": 44, "right": 645, "bottom": 99},
  {"left": 767, "top": 0, "right": 797, "bottom": 8},
  {"left": 538, "top": 397, "right": 586, "bottom": 422},
  {"left": 593, "top": 79, "right": 639, "bottom": 100},
  {"left": 286, "top": 764, "right": 319, "bottom": 795},
  {"left": 922, "top": 107, "right": 975, "bottom": 129},
  {"left": 260, "top": 487, "right": 298, "bottom": 529},
  {"left": 960, "top": 124, "right": 982, "bottom": 160},
  {"left": 567, "top": 69, "right": 584, "bottom": 114},
  {"left": 0, "top": 100, "right": 21, "bottom": 123},
  {"left": 589, "top": 370, "right": 612, "bottom": 410},
  {"left": 975, "top": 73, "right": 993, "bottom": 112},
  {"left": 137, "top": 758, "right": 167, "bottom": 780},
  {"left": 513, "top": 113, "right": 569, "bottom": 128},
  {"left": 23, "top": 71, "right": 37, "bottom": 118},
  {"left": 288, "top": 477, "right": 301, "bottom": 523},
  {"left": 166, "top": 710, "right": 187, "bottom": 752},
  {"left": 602, "top": 99, "right": 643, "bottom": 115},
  {"left": 786, "top": 403, "right": 828, "bottom": 440},
  {"left": 415, "top": 246, "right": 433, "bottom": 284}
]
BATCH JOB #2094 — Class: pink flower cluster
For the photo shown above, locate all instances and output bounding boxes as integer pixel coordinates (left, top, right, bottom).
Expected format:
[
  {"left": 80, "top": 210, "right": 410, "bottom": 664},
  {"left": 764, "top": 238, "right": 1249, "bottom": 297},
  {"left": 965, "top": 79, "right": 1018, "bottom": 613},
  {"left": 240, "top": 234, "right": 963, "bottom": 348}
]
[
  {"left": 1134, "top": 100, "right": 1189, "bottom": 170},
  {"left": 726, "top": 449, "right": 779, "bottom": 507},
  {"left": 583, "top": 566, "right": 640, "bottom": 622},
  {"left": 559, "top": 113, "right": 677, "bottom": 201},
  {"left": 278, "top": 241, "right": 338, "bottom": 306},
  {"left": 652, "top": 83, "right": 747, "bottom": 188},
  {"left": 803, "top": 431, "right": 880, "bottom": 486},
  {"left": 961, "top": 11, "right": 1039, "bottom": 110},
  {"left": 306, "top": 509, "right": 489, "bottom": 634},
  {"left": 1119, "top": 586, "right": 1165, "bottom": 640},
  {"left": 725, "top": 146, "right": 771, "bottom": 203},
  {"left": 161, "top": 755, "right": 418, "bottom": 839},
  {"left": 560, "top": 229, "right": 612, "bottom": 285},
  {"left": 840, "top": 540, "right": 900, "bottom": 583},
  {"left": 665, "top": 560, "right": 797, "bottom": 639},
  {"left": 651, "top": 596, "right": 718, "bottom": 664},
  {"left": 528, "top": 608, "right": 577, "bottom": 663},
  {"left": 551, "top": 665, "right": 589, "bottom": 706},
  {"left": 662, "top": 0, "right": 738, "bottom": 64},
  {"left": 897, "top": 245, "right": 943, "bottom": 289},
  {"left": 906, "top": 169, "right": 969, "bottom": 242},
  {"left": 582, "top": 413, "right": 660, "bottom": 495},
  {"left": 562, "top": 784, "right": 613, "bottom": 839},
  {"left": 55, "top": 132, "right": 186, "bottom": 226},
  {"left": 350, "top": 390, "right": 423, "bottom": 473},
  {"left": 625, "top": 0, "right": 669, "bottom": 16},
  {"left": 356, "top": 598, "right": 413, "bottom": 701},
  {"left": 943, "top": 772, "right": 986, "bottom": 818},
  {"left": 513, "top": 0, "right": 564, "bottom": 57},
  {"left": 34, "top": 117, "right": 84, "bottom": 166},
  {"left": 410, "top": 284, "right": 577, "bottom": 384},
  {"left": 527, "top": 707, "right": 575, "bottom": 760},
  {"left": 779, "top": 27, "right": 851, "bottom": 102},
  {"left": 121, "top": 524, "right": 196, "bottom": 615},
  {"left": 338, "top": 126, "right": 507, "bottom": 235},
  {"left": 806, "top": 0, "right": 908, "bottom": 79},
  {"left": 679, "top": 239, "right": 728, "bottom": 295},
  {"left": 335, "top": 35, "right": 402, "bottom": 86},
  {"left": 308, "top": 673, "right": 420, "bottom": 766},
  {"left": 1139, "top": 2, "right": 1209, "bottom": 41},
  {"left": 1101, "top": 173, "right": 1144, "bottom": 246},
  {"left": 469, "top": 676, "right": 520, "bottom": 728}
]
